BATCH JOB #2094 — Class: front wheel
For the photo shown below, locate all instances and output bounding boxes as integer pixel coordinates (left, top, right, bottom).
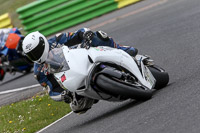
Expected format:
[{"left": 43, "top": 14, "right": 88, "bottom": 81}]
[
  {"left": 148, "top": 66, "right": 169, "bottom": 89},
  {"left": 95, "top": 74, "right": 153, "bottom": 101}
]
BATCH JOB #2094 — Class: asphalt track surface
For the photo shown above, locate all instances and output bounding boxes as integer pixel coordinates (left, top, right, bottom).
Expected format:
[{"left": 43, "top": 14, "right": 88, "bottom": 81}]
[{"left": 1, "top": 0, "right": 200, "bottom": 132}]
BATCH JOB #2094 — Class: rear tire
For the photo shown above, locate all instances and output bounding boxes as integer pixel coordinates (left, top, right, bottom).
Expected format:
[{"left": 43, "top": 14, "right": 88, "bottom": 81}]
[
  {"left": 95, "top": 74, "right": 153, "bottom": 101},
  {"left": 148, "top": 66, "right": 169, "bottom": 89}
]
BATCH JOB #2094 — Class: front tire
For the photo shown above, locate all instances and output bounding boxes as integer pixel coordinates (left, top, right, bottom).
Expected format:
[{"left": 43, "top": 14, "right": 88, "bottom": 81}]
[{"left": 95, "top": 74, "right": 153, "bottom": 101}]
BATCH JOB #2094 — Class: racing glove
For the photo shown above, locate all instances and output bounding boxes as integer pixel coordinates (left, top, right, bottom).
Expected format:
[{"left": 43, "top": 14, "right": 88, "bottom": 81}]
[{"left": 81, "top": 31, "right": 95, "bottom": 49}]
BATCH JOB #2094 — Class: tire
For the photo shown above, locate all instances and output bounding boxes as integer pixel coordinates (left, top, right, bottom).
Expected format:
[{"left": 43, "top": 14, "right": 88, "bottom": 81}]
[
  {"left": 95, "top": 74, "right": 153, "bottom": 101},
  {"left": 148, "top": 66, "right": 169, "bottom": 89}
]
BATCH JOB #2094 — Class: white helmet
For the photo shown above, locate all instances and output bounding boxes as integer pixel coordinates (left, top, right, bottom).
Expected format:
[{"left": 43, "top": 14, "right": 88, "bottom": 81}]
[{"left": 22, "top": 31, "right": 49, "bottom": 64}]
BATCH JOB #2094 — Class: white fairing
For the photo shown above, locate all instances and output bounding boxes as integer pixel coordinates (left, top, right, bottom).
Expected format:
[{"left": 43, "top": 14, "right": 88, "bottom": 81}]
[
  {"left": 53, "top": 47, "right": 92, "bottom": 92},
  {"left": 51, "top": 46, "right": 155, "bottom": 93}
]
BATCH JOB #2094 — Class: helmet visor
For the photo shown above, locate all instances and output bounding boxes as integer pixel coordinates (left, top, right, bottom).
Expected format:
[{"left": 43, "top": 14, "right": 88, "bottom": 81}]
[{"left": 26, "top": 37, "right": 45, "bottom": 61}]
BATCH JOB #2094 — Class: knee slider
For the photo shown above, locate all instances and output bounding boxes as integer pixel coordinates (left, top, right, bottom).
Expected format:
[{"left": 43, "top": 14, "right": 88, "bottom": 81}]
[{"left": 96, "top": 31, "right": 109, "bottom": 41}]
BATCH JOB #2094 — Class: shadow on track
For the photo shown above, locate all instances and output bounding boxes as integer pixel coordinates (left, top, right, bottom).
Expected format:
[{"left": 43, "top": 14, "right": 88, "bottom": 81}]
[
  {"left": 0, "top": 71, "right": 33, "bottom": 86},
  {"left": 68, "top": 100, "right": 143, "bottom": 130},
  {"left": 66, "top": 84, "right": 173, "bottom": 132}
]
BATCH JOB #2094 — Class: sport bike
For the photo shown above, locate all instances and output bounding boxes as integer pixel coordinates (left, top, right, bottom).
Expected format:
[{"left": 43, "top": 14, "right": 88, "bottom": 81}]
[
  {"left": 0, "top": 28, "right": 33, "bottom": 81},
  {"left": 45, "top": 45, "right": 169, "bottom": 104}
]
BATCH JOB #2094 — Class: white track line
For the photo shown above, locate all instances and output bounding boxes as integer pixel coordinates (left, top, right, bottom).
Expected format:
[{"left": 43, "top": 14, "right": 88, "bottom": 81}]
[
  {"left": 0, "top": 84, "right": 40, "bottom": 95},
  {"left": 36, "top": 112, "right": 73, "bottom": 133}
]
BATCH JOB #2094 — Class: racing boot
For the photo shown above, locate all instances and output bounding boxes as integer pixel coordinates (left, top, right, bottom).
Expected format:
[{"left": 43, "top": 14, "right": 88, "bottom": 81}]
[{"left": 61, "top": 90, "right": 73, "bottom": 104}]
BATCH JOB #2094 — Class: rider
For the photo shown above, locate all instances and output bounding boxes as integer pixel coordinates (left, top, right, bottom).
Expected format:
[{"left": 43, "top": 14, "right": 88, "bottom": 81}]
[
  {"left": 22, "top": 28, "right": 138, "bottom": 113},
  {"left": 0, "top": 29, "right": 9, "bottom": 80},
  {"left": 0, "top": 28, "right": 26, "bottom": 80}
]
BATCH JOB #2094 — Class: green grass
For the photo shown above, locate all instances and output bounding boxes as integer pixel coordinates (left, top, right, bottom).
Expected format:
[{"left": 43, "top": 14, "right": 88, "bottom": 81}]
[
  {"left": 0, "top": 0, "right": 35, "bottom": 34},
  {"left": 0, "top": 92, "right": 71, "bottom": 133}
]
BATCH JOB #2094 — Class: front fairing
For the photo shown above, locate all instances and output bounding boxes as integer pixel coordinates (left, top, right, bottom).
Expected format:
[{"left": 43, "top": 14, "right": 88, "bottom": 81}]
[
  {"left": 46, "top": 46, "right": 93, "bottom": 92},
  {"left": 45, "top": 47, "right": 70, "bottom": 74}
]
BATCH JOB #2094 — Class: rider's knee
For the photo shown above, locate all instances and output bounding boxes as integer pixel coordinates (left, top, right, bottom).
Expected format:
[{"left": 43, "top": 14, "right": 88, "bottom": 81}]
[{"left": 126, "top": 47, "right": 138, "bottom": 57}]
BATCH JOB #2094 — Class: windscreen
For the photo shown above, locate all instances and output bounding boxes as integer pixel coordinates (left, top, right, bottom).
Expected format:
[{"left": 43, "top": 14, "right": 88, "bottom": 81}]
[{"left": 45, "top": 47, "right": 70, "bottom": 73}]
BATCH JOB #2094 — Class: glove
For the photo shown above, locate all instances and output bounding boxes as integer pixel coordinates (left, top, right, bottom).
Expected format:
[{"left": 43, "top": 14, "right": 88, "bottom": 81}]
[
  {"left": 83, "top": 31, "right": 94, "bottom": 41},
  {"left": 81, "top": 31, "right": 95, "bottom": 49},
  {"left": 61, "top": 90, "right": 73, "bottom": 104}
]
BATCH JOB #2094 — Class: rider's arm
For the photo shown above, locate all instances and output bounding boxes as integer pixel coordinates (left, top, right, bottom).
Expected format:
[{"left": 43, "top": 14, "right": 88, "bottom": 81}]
[{"left": 49, "top": 28, "right": 90, "bottom": 47}]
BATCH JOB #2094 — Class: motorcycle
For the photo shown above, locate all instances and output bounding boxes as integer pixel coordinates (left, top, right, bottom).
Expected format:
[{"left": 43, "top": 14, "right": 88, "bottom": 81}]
[
  {"left": 45, "top": 43, "right": 169, "bottom": 111},
  {"left": 0, "top": 28, "right": 33, "bottom": 81}
]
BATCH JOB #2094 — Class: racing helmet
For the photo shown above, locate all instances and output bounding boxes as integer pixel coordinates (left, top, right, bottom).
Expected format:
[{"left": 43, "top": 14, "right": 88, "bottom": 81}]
[{"left": 22, "top": 31, "right": 49, "bottom": 64}]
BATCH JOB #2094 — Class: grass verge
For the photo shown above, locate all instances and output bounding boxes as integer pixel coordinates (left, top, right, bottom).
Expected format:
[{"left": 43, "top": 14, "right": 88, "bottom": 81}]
[{"left": 0, "top": 92, "right": 71, "bottom": 133}]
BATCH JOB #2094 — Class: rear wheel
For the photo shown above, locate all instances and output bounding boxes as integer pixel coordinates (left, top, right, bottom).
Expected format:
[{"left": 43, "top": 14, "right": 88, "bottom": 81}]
[
  {"left": 95, "top": 74, "right": 153, "bottom": 101},
  {"left": 148, "top": 66, "right": 169, "bottom": 89}
]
